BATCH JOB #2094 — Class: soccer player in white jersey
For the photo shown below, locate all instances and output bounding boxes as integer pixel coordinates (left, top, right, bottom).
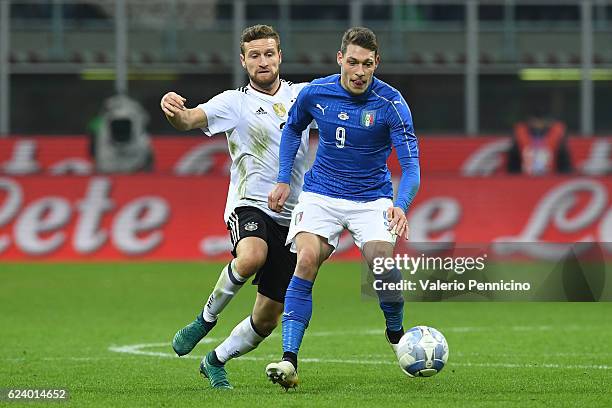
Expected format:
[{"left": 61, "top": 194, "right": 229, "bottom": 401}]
[
  {"left": 160, "top": 25, "right": 314, "bottom": 389},
  {"left": 265, "top": 27, "right": 421, "bottom": 389}
]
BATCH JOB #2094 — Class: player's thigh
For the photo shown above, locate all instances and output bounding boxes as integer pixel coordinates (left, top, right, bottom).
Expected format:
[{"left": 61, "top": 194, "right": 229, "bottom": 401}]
[
  {"left": 251, "top": 292, "right": 284, "bottom": 336},
  {"left": 347, "top": 197, "right": 397, "bottom": 252},
  {"left": 287, "top": 192, "right": 345, "bottom": 250},
  {"left": 253, "top": 218, "right": 296, "bottom": 304},
  {"left": 228, "top": 207, "right": 270, "bottom": 276}
]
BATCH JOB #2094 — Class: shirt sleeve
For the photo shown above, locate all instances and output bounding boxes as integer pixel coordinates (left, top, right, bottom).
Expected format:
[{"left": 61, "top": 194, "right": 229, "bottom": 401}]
[
  {"left": 277, "top": 86, "right": 314, "bottom": 184},
  {"left": 387, "top": 95, "right": 421, "bottom": 212},
  {"left": 197, "top": 90, "right": 241, "bottom": 137}
]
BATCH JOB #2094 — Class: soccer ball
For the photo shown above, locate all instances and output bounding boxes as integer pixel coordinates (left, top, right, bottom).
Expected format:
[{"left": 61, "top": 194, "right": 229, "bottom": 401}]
[{"left": 396, "top": 326, "right": 449, "bottom": 377}]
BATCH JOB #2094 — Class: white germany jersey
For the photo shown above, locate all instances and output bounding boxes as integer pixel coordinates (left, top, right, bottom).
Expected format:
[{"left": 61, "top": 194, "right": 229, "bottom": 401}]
[{"left": 198, "top": 79, "right": 311, "bottom": 226}]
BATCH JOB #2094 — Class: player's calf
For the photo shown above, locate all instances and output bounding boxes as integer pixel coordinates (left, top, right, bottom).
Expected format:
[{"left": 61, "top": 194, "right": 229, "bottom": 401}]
[
  {"left": 202, "top": 259, "right": 250, "bottom": 323},
  {"left": 369, "top": 261, "right": 405, "bottom": 356},
  {"left": 200, "top": 315, "right": 267, "bottom": 389},
  {"left": 214, "top": 315, "right": 266, "bottom": 363},
  {"left": 172, "top": 260, "right": 249, "bottom": 356}
]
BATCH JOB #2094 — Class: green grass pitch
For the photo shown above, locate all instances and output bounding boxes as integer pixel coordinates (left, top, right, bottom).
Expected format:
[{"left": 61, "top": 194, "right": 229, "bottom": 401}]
[{"left": 1, "top": 262, "right": 611, "bottom": 407}]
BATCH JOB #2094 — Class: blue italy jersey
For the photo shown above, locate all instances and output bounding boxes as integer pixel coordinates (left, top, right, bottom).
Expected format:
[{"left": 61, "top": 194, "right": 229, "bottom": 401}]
[{"left": 278, "top": 74, "right": 420, "bottom": 212}]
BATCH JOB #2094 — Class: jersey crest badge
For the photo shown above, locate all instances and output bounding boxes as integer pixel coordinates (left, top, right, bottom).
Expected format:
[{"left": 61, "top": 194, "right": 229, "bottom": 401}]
[
  {"left": 273, "top": 103, "right": 287, "bottom": 119},
  {"left": 295, "top": 212, "right": 303, "bottom": 225},
  {"left": 244, "top": 222, "right": 259, "bottom": 231},
  {"left": 361, "top": 110, "right": 377, "bottom": 127}
]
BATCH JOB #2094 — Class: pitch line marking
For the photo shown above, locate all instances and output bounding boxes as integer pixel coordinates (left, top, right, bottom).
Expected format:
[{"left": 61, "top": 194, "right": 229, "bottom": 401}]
[
  {"left": 107, "top": 326, "right": 612, "bottom": 371},
  {"left": 107, "top": 342, "right": 612, "bottom": 371}
]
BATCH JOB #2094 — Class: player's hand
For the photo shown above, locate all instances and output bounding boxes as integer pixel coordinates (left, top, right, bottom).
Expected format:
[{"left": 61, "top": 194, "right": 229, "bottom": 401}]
[
  {"left": 160, "top": 92, "right": 186, "bottom": 118},
  {"left": 387, "top": 206, "right": 409, "bottom": 240},
  {"left": 268, "top": 183, "right": 290, "bottom": 213}
]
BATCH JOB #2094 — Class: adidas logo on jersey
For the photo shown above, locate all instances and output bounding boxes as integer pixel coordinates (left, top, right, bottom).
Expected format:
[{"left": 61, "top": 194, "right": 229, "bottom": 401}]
[{"left": 255, "top": 107, "right": 267, "bottom": 115}]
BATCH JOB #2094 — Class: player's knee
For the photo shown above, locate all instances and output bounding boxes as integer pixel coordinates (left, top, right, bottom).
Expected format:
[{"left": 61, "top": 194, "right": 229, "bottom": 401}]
[
  {"left": 363, "top": 242, "right": 394, "bottom": 271},
  {"left": 234, "top": 254, "right": 265, "bottom": 277},
  {"left": 235, "top": 241, "right": 268, "bottom": 276},
  {"left": 295, "top": 248, "right": 320, "bottom": 279}
]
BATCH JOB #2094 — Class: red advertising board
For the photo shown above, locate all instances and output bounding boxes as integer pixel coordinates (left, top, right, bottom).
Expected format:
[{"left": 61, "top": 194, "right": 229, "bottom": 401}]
[
  {"left": 0, "top": 175, "right": 609, "bottom": 261},
  {"left": 1, "top": 135, "right": 610, "bottom": 176}
]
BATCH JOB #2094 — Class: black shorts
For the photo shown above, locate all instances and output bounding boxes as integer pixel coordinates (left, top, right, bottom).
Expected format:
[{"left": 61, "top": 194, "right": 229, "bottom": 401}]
[{"left": 227, "top": 206, "right": 296, "bottom": 303}]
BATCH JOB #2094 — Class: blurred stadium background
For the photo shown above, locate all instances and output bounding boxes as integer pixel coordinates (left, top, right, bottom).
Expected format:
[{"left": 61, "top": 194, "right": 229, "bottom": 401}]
[
  {"left": 1, "top": 0, "right": 612, "bottom": 134},
  {"left": 0, "top": 0, "right": 610, "bottom": 261}
]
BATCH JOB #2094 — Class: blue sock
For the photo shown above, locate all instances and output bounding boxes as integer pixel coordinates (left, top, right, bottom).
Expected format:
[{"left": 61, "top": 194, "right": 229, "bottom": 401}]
[
  {"left": 374, "top": 268, "right": 404, "bottom": 332},
  {"left": 282, "top": 276, "right": 314, "bottom": 357},
  {"left": 380, "top": 301, "right": 404, "bottom": 332}
]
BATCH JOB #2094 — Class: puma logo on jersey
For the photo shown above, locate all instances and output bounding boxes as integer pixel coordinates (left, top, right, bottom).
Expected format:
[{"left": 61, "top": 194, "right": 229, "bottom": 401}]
[
  {"left": 316, "top": 104, "right": 328, "bottom": 115},
  {"left": 255, "top": 107, "right": 268, "bottom": 115}
]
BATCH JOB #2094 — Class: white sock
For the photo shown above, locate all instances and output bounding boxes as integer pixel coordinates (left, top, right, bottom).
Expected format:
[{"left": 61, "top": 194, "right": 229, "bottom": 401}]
[
  {"left": 214, "top": 316, "right": 266, "bottom": 363},
  {"left": 202, "top": 259, "right": 248, "bottom": 323}
]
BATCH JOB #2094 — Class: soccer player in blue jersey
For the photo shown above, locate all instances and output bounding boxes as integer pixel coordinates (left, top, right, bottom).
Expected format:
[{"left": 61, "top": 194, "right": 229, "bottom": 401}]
[{"left": 265, "top": 27, "right": 420, "bottom": 389}]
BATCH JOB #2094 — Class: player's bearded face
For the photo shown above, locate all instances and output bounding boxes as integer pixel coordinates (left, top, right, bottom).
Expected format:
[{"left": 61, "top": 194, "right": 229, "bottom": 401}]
[
  {"left": 241, "top": 38, "right": 282, "bottom": 91},
  {"left": 337, "top": 44, "right": 379, "bottom": 95}
]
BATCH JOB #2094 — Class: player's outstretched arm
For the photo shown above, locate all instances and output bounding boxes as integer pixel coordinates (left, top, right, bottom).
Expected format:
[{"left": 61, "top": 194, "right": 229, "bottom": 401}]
[
  {"left": 160, "top": 91, "right": 207, "bottom": 131},
  {"left": 387, "top": 94, "right": 421, "bottom": 239},
  {"left": 390, "top": 156, "right": 420, "bottom": 240},
  {"left": 268, "top": 183, "right": 290, "bottom": 213}
]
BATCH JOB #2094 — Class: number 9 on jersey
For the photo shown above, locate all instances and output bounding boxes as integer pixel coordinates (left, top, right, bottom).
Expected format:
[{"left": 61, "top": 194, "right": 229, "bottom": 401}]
[{"left": 335, "top": 126, "right": 346, "bottom": 148}]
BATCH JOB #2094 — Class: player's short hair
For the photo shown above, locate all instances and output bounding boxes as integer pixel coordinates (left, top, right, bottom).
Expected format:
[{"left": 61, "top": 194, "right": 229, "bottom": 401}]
[
  {"left": 340, "top": 27, "right": 378, "bottom": 56},
  {"left": 240, "top": 24, "right": 281, "bottom": 55}
]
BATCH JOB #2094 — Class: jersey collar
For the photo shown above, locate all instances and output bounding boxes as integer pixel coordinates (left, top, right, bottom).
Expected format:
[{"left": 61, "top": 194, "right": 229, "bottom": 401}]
[{"left": 247, "top": 80, "right": 283, "bottom": 98}]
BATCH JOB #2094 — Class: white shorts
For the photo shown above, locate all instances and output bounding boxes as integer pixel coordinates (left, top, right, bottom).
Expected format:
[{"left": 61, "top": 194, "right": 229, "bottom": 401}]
[{"left": 286, "top": 191, "right": 397, "bottom": 252}]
